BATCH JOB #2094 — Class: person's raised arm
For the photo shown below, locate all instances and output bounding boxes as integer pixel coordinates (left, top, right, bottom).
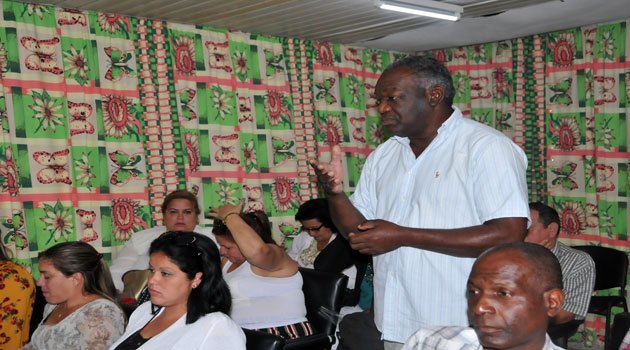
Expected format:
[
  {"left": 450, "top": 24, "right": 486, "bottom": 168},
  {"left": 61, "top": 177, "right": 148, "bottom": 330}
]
[
  {"left": 310, "top": 144, "right": 366, "bottom": 238},
  {"left": 208, "top": 202, "right": 297, "bottom": 274}
]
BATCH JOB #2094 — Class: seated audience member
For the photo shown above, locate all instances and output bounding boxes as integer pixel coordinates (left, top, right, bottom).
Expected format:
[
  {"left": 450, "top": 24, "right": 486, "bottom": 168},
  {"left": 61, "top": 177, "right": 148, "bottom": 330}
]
[
  {"left": 110, "top": 190, "right": 216, "bottom": 291},
  {"left": 24, "top": 242, "right": 125, "bottom": 350},
  {"left": 526, "top": 202, "right": 595, "bottom": 326},
  {"left": 289, "top": 198, "right": 369, "bottom": 305},
  {"left": 0, "top": 244, "right": 35, "bottom": 349},
  {"left": 109, "top": 232, "right": 245, "bottom": 349},
  {"left": 403, "top": 242, "right": 565, "bottom": 350},
  {"left": 209, "top": 201, "right": 313, "bottom": 339}
]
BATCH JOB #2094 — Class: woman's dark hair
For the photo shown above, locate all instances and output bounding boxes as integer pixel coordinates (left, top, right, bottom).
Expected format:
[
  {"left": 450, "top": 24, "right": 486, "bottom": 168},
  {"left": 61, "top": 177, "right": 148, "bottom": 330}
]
[
  {"left": 295, "top": 198, "right": 338, "bottom": 232},
  {"left": 149, "top": 231, "right": 231, "bottom": 323},
  {"left": 38, "top": 241, "right": 117, "bottom": 302},
  {"left": 161, "top": 190, "right": 201, "bottom": 216},
  {"left": 212, "top": 211, "right": 276, "bottom": 244}
]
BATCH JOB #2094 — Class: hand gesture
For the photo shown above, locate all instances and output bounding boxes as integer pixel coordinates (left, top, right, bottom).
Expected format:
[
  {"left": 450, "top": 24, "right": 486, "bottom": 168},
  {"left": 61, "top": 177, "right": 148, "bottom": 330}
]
[
  {"left": 309, "top": 144, "right": 344, "bottom": 195},
  {"left": 348, "top": 219, "right": 402, "bottom": 255},
  {"left": 207, "top": 200, "right": 244, "bottom": 221}
]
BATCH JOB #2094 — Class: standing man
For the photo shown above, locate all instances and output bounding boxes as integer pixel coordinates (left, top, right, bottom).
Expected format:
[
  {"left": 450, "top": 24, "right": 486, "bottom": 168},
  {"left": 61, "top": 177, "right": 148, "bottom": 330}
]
[
  {"left": 526, "top": 202, "right": 595, "bottom": 325},
  {"left": 311, "top": 56, "right": 530, "bottom": 349}
]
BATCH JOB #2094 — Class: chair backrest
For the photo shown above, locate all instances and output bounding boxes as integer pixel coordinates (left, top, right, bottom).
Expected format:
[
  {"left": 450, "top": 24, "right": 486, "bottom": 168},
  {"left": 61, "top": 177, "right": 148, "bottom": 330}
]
[
  {"left": 121, "top": 269, "right": 150, "bottom": 300},
  {"left": 572, "top": 245, "right": 628, "bottom": 292},
  {"left": 244, "top": 328, "right": 286, "bottom": 350},
  {"left": 299, "top": 267, "right": 348, "bottom": 336}
]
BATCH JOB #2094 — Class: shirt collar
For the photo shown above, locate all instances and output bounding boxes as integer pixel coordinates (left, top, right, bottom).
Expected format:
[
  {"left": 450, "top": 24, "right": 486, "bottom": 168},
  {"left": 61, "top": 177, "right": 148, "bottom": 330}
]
[{"left": 391, "top": 107, "right": 462, "bottom": 146}]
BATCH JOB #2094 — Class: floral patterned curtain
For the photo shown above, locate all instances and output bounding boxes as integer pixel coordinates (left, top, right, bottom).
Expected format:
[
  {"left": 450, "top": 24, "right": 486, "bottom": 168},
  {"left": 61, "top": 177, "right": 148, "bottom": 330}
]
[{"left": 0, "top": 0, "right": 628, "bottom": 347}]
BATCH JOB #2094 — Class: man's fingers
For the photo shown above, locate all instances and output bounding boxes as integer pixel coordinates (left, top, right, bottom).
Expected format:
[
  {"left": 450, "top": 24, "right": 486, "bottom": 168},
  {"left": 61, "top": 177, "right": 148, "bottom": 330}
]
[{"left": 330, "top": 144, "right": 342, "bottom": 164}]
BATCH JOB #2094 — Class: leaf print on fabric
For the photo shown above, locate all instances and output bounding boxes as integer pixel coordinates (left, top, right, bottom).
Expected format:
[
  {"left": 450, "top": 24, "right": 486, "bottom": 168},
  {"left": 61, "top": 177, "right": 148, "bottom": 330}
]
[
  {"left": 210, "top": 86, "right": 234, "bottom": 120},
  {"left": 32, "top": 149, "right": 71, "bottom": 185},
  {"left": 596, "top": 117, "right": 616, "bottom": 150},
  {"left": 232, "top": 49, "right": 248, "bottom": 81},
  {"left": 243, "top": 140, "right": 258, "bottom": 172},
  {"left": 364, "top": 50, "right": 383, "bottom": 72},
  {"left": 63, "top": 44, "right": 90, "bottom": 85},
  {"left": 40, "top": 201, "right": 73, "bottom": 244},
  {"left": 30, "top": 90, "right": 65, "bottom": 133},
  {"left": 74, "top": 152, "right": 95, "bottom": 190},
  {"left": 111, "top": 198, "right": 148, "bottom": 241},
  {"left": 23, "top": 4, "right": 50, "bottom": 19},
  {"left": 217, "top": 179, "right": 238, "bottom": 205},
  {"left": 599, "top": 30, "right": 616, "bottom": 60}
]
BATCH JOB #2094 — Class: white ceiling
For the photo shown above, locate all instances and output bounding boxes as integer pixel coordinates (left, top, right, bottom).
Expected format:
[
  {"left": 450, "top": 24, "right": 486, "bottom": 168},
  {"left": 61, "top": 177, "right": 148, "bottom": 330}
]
[{"left": 21, "top": 0, "right": 630, "bottom": 53}]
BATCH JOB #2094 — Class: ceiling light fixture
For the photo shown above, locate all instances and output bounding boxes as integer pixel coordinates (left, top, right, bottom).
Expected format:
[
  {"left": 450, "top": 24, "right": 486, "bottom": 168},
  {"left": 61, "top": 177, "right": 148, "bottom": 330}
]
[{"left": 376, "top": 0, "right": 463, "bottom": 21}]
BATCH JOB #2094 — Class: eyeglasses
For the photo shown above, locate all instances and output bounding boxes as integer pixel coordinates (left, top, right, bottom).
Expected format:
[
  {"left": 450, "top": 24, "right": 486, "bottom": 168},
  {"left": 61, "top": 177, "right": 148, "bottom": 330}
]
[{"left": 301, "top": 223, "right": 325, "bottom": 232}]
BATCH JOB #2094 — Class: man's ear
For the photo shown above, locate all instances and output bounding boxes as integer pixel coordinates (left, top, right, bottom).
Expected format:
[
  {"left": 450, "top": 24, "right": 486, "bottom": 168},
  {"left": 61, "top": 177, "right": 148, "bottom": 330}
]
[
  {"left": 545, "top": 222, "right": 559, "bottom": 237},
  {"left": 428, "top": 85, "right": 445, "bottom": 107},
  {"left": 544, "top": 288, "right": 565, "bottom": 317}
]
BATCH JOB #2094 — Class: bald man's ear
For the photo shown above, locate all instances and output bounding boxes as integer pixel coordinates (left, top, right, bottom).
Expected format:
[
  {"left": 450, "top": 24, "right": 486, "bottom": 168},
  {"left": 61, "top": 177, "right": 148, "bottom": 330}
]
[{"left": 544, "top": 288, "right": 565, "bottom": 317}]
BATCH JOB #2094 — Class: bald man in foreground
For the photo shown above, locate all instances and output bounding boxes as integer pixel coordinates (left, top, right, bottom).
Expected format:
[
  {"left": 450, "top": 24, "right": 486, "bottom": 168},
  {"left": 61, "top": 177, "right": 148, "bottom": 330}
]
[{"left": 403, "top": 242, "right": 566, "bottom": 350}]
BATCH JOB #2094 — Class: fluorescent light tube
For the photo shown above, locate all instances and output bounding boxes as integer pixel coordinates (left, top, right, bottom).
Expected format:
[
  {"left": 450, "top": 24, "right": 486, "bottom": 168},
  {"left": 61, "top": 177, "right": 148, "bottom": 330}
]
[{"left": 378, "top": 0, "right": 462, "bottom": 21}]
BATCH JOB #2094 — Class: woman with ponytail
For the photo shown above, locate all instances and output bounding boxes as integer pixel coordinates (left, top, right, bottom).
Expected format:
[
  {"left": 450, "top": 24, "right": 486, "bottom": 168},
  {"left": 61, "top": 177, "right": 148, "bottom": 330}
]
[
  {"left": 109, "top": 231, "right": 244, "bottom": 349},
  {"left": 23, "top": 241, "right": 125, "bottom": 349}
]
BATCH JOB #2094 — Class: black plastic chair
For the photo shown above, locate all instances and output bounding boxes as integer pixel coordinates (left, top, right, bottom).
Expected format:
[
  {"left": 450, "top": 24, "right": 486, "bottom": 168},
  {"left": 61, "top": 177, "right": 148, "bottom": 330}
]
[
  {"left": 548, "top": 319, "right": 583, "bottom": 348},
  {"left": 244, "top": 267, "right": 348, "bottom": 350},
  {"left": 573, "top": 245, "right": 629, "bottom": 350},
  {"left": 611, "top": 312, "right": 630, "bottom": 350}
]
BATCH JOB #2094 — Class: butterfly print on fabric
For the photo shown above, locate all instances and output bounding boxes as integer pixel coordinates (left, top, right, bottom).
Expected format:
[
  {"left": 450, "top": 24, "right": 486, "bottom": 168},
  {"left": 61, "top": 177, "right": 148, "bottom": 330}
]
[
  {"left": 205, "top": 41, "right": 233, "bottom": 73},
  {"left": 104, "top": 46, "right": 134, "bottom": 81},
  {"left": 68, "top": 101, "right": 95, "bottom": 135},
  {"left": 20, "top": 36, "right": 63, "bottom": 75},
  {"left": 551, "top": 161, "right": 578, "bottom": 190},
  {"left": 212, "top": 134, "right": 240, "bottom": 164},
  {"left": 76, "top": 209, "right": 98, "bottom": 242},
  {"left": 32, "top": 149, "right": 71, "bottom": 184},
  {"left": 109, "top": 150, "right": 144, "bottom": 185},
  {"left": 549, "top": 78, "right": 573, "bottom": 105},
  {"left": 57, "top": 8, "right": 87, "bottom": 26}
]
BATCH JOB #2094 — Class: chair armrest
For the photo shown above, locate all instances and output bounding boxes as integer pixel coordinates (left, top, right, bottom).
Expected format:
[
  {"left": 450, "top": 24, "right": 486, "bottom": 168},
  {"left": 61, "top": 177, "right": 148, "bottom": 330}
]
[{"left": 284, "top": 333, "right": 335, "bottom": 350}]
